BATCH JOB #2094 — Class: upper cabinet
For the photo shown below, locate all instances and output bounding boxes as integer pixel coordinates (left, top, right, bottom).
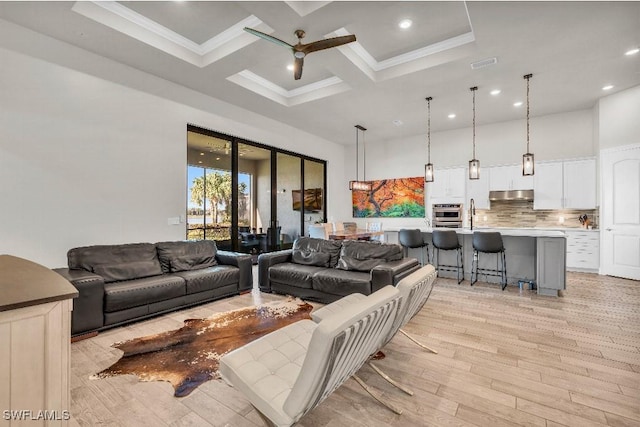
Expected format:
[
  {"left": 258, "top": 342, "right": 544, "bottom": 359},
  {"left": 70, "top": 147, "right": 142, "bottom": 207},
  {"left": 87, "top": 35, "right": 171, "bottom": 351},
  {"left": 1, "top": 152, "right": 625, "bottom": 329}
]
[
  {"left": 533, "top": 162, "right": 564, "bottom": 209},
  {"left": 466, "top": 167, "right": 490, "bottom": 209},
  {"left": 563, "top": 159, "right": 597, "bottom": 209},
  {"left": 533, "top": 158, "right": 596, "bottom": 209},
  {"left": 427, "top": 167, "right": 466, "bottom": 201},
  {"left": 489, "top": 165, "right": 534, "bottom": 191}
]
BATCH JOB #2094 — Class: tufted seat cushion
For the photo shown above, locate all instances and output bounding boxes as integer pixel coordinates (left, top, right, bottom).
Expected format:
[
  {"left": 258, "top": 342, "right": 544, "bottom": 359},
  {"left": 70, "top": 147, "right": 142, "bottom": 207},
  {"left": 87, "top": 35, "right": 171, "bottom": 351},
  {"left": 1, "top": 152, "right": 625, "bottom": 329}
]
[
  {"left": 103, "top": 275, "right": 185, "bottom": 312},
  {"left": 219, "top": 320, "right": 317, "bottom": 426}
]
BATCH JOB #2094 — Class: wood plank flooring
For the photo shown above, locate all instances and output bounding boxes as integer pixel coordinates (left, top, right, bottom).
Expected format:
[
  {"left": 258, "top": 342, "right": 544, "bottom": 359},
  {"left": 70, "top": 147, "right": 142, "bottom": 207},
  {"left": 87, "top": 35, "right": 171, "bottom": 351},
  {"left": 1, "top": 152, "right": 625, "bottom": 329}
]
[{"left": 69, "top": 270, "right": 640, "bottom": 427}]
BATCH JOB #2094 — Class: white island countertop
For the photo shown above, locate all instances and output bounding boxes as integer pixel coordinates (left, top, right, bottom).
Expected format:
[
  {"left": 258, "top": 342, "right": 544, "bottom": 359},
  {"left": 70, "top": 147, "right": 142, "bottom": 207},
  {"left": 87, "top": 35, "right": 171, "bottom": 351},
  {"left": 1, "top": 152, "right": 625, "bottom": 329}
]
[{"left": 384, "top": 227, "right": 566, "bottom": 238}]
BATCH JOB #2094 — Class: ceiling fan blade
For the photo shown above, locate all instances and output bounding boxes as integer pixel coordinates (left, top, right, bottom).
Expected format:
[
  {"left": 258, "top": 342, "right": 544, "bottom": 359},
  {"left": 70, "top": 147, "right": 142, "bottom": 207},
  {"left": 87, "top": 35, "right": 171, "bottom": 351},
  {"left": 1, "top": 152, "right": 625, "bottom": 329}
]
[
  {"left": 244, "top": 27, "right": 293, "bottom": 50},
  {"left": 294, "top": 57, "right": 304, "bottom": 80},
  {"left": 302, "top": 34, "right": 356, "bottom": 54}
]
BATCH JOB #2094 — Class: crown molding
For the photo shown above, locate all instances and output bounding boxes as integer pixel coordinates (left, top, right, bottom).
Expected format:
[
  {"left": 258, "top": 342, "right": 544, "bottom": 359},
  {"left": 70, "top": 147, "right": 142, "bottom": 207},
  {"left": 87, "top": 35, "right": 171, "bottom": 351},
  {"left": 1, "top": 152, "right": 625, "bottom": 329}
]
[
  {"left": 72, "top": 1, "right": 271, "bottom": 67},
  {"left": 227, "top": 71, "right": 350, "bottom": 106}
]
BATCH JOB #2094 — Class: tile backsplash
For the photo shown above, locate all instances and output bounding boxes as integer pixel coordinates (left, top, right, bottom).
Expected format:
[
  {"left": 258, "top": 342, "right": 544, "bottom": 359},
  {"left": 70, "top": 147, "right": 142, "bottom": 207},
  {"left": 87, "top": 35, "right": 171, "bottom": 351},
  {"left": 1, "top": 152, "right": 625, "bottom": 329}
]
[{"left": 474, "top": 200, "right": 598, "bottom": 229}]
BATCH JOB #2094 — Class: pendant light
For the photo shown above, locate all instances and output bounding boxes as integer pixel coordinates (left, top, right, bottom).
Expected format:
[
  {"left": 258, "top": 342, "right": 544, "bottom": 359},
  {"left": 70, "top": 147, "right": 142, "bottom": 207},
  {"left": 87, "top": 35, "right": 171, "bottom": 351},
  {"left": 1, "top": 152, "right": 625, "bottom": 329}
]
[
  {"left": 424, "top": 96, "right": 434, "bottom": 182},
  {"left": 349, "top": 125, "right": 372, "bottom": 191},
  {"left": 468, "top": 86, "right": 480, "bottom": 180},
  {"left": 522, "top": 73, "right": 534, "bottom": 176}
]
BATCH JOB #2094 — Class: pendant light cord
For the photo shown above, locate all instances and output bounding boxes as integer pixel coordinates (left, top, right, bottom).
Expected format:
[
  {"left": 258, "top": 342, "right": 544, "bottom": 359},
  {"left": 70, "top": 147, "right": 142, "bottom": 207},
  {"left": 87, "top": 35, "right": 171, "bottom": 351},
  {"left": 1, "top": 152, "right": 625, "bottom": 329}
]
[
  {"left": 426, "top": 97, "right": 432, "bottom": 163},
  {"left": 355, "top": 126, "right": 359, "bottom": 181},
  {"left": 471, "top": 86, "right": 477, "bottom": 159},
  {"left": 525, "top": 74, "right": 532, "bottom": 153}
]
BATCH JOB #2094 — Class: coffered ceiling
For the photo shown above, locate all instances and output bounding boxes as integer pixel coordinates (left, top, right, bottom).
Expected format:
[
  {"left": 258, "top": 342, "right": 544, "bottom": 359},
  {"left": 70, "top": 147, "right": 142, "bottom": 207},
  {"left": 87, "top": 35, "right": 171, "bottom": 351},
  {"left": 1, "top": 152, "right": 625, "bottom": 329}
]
[{"left": 0, "top": 1, "right": 638, "bottom": 145}]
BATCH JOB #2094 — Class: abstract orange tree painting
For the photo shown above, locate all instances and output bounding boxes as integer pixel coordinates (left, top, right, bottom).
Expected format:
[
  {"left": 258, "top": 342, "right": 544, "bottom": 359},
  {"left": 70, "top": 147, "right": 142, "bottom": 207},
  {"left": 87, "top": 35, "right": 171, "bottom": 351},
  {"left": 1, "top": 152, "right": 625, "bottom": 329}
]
[{"left": 352, "top": 177, "right": 425, "bottom": 217}]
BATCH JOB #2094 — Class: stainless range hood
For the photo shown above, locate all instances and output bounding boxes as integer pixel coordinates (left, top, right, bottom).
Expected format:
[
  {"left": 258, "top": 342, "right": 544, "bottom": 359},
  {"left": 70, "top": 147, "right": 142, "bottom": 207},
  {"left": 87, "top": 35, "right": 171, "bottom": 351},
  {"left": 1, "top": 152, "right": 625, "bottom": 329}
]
[{"left": 489, "top": 189, "right": 534, "bottom": 201}]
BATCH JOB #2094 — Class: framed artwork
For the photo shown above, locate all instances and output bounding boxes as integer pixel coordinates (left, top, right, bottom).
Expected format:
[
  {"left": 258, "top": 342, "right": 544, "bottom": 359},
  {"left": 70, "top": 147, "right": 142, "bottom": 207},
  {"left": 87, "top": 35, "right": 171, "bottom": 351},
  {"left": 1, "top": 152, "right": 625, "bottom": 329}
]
[{"left": 352, "top": 177, "right": 424, "bottom": 218}]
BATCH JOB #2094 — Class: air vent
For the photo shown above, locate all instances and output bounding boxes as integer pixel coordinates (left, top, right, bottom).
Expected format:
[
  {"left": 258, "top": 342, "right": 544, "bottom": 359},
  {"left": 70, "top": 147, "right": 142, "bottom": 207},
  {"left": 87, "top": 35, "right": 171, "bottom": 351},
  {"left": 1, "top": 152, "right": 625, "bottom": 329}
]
[{"left": 471, "top": 57, "right": 498, "bottom": 70}]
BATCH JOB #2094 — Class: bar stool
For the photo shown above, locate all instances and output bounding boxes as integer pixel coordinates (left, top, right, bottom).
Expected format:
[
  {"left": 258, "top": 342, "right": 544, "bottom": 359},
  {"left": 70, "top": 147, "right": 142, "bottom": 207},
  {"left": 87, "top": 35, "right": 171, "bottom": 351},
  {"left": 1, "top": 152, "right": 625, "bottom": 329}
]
[
  {"left": 399, "top": 229, "right": 429, "bottom": 265},
  {"left": 432, "top": 229, "right": 464, "bottom": 284},
  {"left": 471, "top": 232, "right": 507, "bottom": 290}
]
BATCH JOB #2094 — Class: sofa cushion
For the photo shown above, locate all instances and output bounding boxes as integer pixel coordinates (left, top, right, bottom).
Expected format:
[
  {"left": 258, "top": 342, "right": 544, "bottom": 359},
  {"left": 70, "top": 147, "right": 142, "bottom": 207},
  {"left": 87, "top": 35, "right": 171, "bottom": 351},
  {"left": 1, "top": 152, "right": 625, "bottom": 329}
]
[
  {"left": 336, "top": 240, "right": 403, "bottom": 272},
  {"left": 312, "top": 269, "right": 372, "bottom": 297},
  {"left": 268, "top": 262, "right": 327, "bottom": 290},
  {"left": 292, "top": 237, "right": 342, "bottom": 268},
  {"left": 156, "top": 241, "right": 218, "bottom": 273},
  {"left": 168, "top": 254, "right": 217, "bottom": 272},
  {"left": 171, "top": 265, "right": 239, "bottom": 295},
  {"left": 291, "top": 249, "right": 331, "bottom": 267},
  {"left": 93, "top": 260, "right": 163, "bottom": 283},
  {"left": 68, "top": 243, "right": 163, "bottom": 282},
  {"left": 103, "top": 275, "right": 186, "bottom": 312}
]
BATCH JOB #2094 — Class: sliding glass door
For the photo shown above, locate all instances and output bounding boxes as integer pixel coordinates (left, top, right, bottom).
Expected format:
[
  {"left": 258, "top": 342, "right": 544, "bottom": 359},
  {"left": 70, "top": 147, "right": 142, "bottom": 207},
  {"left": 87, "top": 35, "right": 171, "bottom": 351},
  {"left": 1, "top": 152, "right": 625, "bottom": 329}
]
[{"left": 187, "top": 125, "right": 326, "bottom": 256}]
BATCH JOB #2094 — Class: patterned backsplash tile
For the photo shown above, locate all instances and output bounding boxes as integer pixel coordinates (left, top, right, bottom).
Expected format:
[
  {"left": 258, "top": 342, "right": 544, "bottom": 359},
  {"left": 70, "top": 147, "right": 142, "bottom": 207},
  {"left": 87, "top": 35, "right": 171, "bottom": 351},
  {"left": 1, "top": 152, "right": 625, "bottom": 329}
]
[{"left": 474, "top": 200, "right": 598, "bottom": 229}]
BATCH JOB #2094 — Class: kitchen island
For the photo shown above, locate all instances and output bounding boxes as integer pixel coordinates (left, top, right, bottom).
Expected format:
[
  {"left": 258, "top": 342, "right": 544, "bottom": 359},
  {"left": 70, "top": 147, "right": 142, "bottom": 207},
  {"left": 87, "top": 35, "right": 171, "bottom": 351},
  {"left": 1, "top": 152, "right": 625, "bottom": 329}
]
[{"left": 385, "top": 227, "right": 566, "bottom": 296}]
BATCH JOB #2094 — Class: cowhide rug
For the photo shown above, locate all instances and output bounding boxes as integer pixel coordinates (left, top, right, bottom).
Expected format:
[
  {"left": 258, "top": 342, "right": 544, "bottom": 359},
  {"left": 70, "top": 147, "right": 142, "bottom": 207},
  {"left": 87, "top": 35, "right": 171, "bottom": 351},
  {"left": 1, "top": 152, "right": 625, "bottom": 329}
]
[{"left": 91, "top": 298, "right": 313, "bottom": 397}]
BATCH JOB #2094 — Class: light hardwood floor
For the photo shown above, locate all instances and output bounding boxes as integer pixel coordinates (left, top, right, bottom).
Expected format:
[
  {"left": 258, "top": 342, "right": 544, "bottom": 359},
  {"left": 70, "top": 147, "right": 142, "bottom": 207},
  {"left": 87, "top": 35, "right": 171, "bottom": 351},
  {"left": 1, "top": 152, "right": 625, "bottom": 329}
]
[{"left": 69, "top": 270, "right": 640, "bottom": 427}]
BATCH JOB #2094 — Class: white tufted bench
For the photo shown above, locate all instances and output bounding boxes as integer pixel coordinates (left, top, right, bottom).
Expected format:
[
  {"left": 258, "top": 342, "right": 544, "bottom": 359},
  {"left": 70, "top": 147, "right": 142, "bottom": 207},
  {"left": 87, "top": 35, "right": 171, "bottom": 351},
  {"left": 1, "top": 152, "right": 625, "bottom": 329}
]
[{"left": 219, "top": 286, "right": 401, "bottom": 427}]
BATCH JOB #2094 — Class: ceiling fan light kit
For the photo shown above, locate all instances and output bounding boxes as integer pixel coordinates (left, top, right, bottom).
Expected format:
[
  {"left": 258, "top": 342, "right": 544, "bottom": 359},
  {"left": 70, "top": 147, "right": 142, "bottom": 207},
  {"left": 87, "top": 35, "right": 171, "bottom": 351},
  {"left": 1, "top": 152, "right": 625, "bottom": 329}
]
[{"left": 244, "top": 27, "right": 356, "bottom": 80}]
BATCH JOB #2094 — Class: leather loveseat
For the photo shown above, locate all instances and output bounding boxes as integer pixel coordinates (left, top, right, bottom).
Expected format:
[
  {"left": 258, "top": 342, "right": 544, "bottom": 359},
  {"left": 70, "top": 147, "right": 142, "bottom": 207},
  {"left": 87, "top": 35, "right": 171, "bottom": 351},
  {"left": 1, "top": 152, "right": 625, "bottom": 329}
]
[
  {"left": 54, "top": 240, "right": 252, "bottom": 336},
  {"left": 258, "top": 237, "right": 419, "bottom": 303}
]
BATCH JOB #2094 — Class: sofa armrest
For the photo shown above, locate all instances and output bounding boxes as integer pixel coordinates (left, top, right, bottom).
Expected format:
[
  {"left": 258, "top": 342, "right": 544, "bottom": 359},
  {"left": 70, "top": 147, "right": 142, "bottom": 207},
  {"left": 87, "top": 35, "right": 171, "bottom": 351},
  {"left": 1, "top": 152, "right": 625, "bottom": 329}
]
[
  {"left": 370, "top": 258, "right": 420, "bottom": 293},
  {"left": 53, "top": 268, "right": 105, "bottom": 335},
  {"left": 216, "top": 251, "right": 254, "bottom": 292},
  {"left": 257, "top": 250, "right": 293, "bottom": 293}
]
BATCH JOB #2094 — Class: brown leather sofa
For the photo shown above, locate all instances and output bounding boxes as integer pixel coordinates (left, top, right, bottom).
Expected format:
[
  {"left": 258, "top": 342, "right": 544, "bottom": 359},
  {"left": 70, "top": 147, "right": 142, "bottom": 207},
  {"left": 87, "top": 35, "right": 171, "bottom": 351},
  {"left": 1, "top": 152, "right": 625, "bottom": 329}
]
[
  {"left": 258, "top": 237, "right": 420, "bottom": 303},
  {"left": 54, "top": 240, "right": 252, "bottom": 336}
]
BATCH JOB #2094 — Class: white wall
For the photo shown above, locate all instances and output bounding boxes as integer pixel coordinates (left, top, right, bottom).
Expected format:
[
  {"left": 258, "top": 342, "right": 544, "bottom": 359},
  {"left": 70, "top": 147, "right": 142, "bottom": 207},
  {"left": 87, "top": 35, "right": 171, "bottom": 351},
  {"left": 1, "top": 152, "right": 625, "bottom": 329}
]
[
  {"left": 598, "top": 85, "right": 640, "bottom": 149},
  {"left": 0, "top": 46, "right": 346, "bottom": 267}
]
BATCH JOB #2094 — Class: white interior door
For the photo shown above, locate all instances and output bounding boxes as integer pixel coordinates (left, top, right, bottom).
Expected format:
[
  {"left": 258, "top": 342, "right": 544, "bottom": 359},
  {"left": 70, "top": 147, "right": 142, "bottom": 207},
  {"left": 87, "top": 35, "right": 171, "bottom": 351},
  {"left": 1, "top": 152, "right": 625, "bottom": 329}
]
[{"left": 601, "top": 144, "right": 640, "bottom": 280}]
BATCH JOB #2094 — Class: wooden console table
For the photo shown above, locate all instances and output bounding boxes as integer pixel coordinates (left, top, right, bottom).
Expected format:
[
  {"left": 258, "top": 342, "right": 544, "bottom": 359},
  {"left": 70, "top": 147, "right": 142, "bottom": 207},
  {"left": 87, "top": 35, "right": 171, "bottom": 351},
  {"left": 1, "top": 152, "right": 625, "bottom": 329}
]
[{"left": 0, "top": 255, "right": 78, "bottom": 426}]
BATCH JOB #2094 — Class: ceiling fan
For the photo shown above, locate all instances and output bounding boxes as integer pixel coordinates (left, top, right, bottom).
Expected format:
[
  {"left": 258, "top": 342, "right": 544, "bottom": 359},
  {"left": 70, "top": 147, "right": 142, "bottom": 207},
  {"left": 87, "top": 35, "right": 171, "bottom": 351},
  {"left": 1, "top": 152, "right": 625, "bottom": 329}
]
[{"left": 244, "top": 28, "right": 356, "bottom": 80}]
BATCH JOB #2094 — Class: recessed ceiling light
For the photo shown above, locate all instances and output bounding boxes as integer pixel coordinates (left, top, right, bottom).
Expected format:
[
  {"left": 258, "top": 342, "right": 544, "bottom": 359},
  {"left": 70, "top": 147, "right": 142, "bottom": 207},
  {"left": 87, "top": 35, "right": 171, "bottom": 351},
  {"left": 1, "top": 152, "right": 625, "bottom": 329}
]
[
  {"left": 602, "top": 85, "right": 614, "bottom": 91},
  {"left": 448, "top": 113, "right": 456, "bottom": 119},
  {"left": 392, "top": 119, "right": 403, "bottom": 126},
  {"left": 490, "top": 89, "right": 501, "bottom": 96},
  {"left": 215, "top": 157, "right": 220, "bottom": 160},
  {"left": 286, "top": 64, "right": 294, "bottom": 71},
  {"left": 513, "top": 101, "right": 523, "bottom": 107},
  {"left": 198, "top": 161, "right": 202, "bottom": 164},
  {"left": 199, "top": 152, "right": 205, "bottom": 156},
  {"left": 398, "top": 19, "right": 412, "bottom": 29},
  {"left": 625, "top": 48, "right": 639, "bottom": 56}
]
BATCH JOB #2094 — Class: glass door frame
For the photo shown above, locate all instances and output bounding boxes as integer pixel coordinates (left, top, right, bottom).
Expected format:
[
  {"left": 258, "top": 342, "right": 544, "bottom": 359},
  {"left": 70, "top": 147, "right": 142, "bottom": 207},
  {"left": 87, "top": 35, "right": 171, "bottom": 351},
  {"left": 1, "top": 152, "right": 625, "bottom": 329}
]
[{"left": 187, "top": 124, "right": 327, "bottom": 252}]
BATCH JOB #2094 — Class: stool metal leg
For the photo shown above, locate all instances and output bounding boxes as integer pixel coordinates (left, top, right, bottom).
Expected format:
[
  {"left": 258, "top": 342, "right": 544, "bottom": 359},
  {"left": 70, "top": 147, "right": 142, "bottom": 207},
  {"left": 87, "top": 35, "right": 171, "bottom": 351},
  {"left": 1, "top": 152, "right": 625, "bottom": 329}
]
[
  {"left": 471, "top": 250, "right": 478, "bottom": 285},
  {"left": 501, "top": 249, "right": 507, "bottom": 290},
  {"left": 457, "top": 247, "right": 463, "bottom": 284}
]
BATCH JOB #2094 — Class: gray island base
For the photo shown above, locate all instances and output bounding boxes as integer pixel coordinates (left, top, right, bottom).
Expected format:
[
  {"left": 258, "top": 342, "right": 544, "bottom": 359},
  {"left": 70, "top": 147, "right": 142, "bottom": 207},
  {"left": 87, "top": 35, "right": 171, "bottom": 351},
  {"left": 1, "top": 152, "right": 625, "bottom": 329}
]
[{"left": 385, "top": 228, "right": 566, "bottom": 297}]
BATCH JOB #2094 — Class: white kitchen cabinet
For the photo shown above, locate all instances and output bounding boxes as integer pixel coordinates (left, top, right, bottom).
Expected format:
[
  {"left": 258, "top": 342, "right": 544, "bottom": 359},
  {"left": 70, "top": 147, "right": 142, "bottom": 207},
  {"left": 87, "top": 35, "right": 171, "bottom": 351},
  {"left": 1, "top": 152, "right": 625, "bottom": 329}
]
[
  {"left": 533, "top": 158, "right": 596, "bottom": 210},
  {"left": 427, "top": 167, "right": 466, "bottom": 201},
  {"left": 565, "top": 230, "right": 599, "bottom": 272},
  {"left": 534, "top": 162, "right": 564, "bottom": 209},
  {"left": 466, "top": 167, "right": 490, "bottom": 209},
  {"left": 564, "top": 159, "right": 596, "bottom": 209},
  {"left": 489, "top": 165, "right": 533, "bottom": 191}
]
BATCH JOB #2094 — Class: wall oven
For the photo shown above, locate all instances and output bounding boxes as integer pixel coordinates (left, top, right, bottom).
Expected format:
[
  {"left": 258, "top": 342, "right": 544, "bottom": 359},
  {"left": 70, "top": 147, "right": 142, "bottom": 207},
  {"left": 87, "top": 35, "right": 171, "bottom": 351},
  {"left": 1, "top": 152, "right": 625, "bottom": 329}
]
[{"left": 432, "top": 203, "right": 463, "bottom": 228}]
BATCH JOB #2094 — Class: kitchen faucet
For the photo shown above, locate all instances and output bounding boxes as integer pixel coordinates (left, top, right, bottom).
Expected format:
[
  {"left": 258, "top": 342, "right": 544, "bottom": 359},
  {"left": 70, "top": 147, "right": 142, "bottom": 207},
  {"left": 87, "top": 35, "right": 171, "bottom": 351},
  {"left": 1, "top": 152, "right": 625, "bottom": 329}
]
[{"left": 470, "top": 198, "right": 476, "bottom": 230}]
